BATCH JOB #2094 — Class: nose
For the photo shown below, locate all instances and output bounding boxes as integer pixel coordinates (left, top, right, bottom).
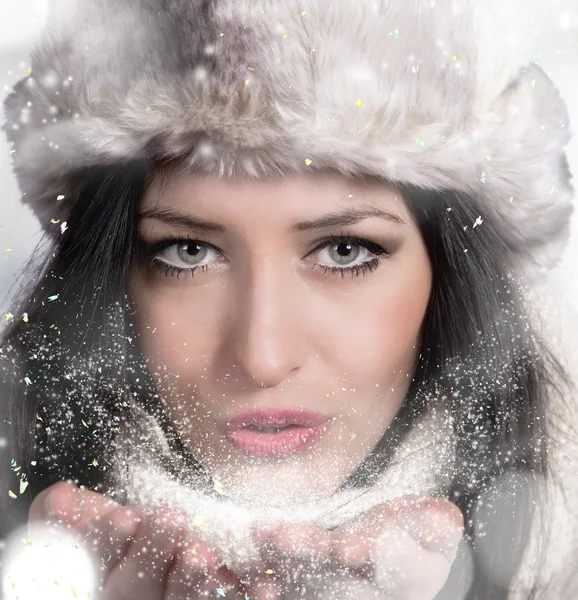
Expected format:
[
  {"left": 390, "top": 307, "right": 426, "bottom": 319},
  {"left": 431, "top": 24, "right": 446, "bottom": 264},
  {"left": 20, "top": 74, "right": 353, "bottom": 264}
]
[{"left": 223, "top": 259, "right": 307, "bottom": 389}]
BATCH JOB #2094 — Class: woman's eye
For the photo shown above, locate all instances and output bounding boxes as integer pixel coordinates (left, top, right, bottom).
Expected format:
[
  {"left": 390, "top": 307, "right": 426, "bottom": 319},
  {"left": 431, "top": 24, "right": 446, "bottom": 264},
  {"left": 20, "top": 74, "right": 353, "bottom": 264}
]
[
  {"left": 311, "top": 237, "right": 388, "bottom": 274},
  {"left": 148, "top": 240, "right": 222, "bottom": 278},
  {"left": 145, "top": 236, "right": 387, "bottom": 280},
  {"left": 158, "top": 241, "right": 217, "bottom": 267},
  {"left": 315, "top": 241, "right": 370, "bottom": 267}
]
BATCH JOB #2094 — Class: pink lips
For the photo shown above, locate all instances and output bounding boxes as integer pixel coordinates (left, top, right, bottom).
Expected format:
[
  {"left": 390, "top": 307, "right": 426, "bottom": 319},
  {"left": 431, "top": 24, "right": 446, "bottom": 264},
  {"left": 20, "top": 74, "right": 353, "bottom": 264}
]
[{"left": 217, "top": 408, "right": 332, "bottom": 458}]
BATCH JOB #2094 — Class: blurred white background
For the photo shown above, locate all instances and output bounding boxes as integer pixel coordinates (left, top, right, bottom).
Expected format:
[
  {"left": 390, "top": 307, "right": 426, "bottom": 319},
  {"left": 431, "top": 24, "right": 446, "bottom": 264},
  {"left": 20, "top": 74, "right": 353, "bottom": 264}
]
[{"left": 0, "top": 0, "right": 577, "bottom": 310}]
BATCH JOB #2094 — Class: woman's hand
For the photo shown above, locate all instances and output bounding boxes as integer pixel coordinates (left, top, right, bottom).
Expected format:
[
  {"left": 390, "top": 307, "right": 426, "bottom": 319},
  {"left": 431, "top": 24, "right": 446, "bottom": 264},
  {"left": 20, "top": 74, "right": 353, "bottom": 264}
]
[
  {"left": 27, "top": 481, "right": 277, "bottom": 600},
  {"left": 250, "top": 495, "right": 464, "bottom": 600}
]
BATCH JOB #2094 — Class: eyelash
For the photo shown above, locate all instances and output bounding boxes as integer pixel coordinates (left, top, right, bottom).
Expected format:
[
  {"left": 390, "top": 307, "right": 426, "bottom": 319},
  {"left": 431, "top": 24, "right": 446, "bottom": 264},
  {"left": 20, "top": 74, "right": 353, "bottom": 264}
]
[{"left": 143, "top": 232, "right": 389, "bottom": 280}]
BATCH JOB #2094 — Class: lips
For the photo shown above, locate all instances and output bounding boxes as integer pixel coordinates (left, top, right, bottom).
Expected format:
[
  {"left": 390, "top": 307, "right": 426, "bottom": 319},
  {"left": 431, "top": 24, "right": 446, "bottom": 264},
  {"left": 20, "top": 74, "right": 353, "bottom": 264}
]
[
  {"left": 222, "top": 408, "right": 331, "bottom": 429},
  {"left": 217, "top": 408, "right": 332, "bottom": 458}
]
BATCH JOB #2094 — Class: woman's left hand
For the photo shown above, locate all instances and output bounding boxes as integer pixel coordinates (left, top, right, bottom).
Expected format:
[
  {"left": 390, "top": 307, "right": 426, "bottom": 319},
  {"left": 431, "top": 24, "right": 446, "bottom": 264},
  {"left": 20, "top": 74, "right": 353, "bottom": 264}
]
[{"left": 249, "top": 495, "right": 463, "bottom": 600}]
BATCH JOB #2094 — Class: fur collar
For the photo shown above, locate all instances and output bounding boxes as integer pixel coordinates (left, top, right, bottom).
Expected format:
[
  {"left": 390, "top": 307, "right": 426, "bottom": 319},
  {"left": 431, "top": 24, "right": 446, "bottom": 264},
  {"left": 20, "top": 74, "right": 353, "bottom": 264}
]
[{"left": 109, "top": 399, "right": 455, "bottom": 576}]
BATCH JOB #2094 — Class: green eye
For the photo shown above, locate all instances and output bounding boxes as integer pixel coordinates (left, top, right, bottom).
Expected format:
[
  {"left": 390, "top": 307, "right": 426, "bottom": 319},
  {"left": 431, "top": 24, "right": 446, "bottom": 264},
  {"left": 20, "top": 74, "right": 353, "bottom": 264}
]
[
  {"left": 175, "top": 242, "right": 209, "bottom": 265},
  {"left": 158, "top": 241, "right": 217, "bottom": 268}
]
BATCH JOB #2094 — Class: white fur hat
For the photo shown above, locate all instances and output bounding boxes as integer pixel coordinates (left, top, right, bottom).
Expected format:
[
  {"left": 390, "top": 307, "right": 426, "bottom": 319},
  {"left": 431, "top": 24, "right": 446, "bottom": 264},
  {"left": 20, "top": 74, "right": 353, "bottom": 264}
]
[{"left": 2, "top": 0, "right": 574, "bottom": 272}]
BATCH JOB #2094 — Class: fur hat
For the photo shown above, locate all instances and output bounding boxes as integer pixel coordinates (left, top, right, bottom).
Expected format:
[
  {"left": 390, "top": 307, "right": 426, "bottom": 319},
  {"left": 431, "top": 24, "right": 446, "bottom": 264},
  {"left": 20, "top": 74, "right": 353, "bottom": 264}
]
[{"left": 2, "top": 0, "right": 574, "bottom": 273}]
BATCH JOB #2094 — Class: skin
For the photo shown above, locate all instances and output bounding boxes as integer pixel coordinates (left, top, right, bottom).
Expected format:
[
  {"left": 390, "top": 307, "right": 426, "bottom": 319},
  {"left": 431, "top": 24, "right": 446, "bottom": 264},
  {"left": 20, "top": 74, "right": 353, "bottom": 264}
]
[
  {"left": 27, "top": 169, "right": 463, "bottom": 598},
  {"left": 130, "top": 168, "right": 434, "bottom": 505},
  {"left": 29, "top": 482, "right": 463, "bottom": 599}
]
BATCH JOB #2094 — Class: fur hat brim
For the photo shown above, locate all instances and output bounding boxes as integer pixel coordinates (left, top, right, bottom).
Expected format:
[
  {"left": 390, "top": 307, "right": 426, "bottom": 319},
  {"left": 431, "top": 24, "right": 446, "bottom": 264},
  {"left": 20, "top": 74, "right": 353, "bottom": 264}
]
[{"left": 2, "top": 0, "right": 574, "bottom": 274}]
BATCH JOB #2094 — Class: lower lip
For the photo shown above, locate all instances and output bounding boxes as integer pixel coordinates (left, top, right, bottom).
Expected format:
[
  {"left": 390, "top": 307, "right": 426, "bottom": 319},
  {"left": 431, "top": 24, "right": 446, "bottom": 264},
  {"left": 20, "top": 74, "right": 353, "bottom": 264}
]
[{"left": 221, "top": 423, "right": 330, "bottom": 458}]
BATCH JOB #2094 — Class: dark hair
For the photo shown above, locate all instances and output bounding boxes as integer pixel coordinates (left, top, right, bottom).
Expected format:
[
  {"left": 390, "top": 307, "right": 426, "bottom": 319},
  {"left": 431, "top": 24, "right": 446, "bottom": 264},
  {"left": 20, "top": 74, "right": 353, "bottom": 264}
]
[{"left": 0, "top": 161, "right": 570, "bottom": 598}]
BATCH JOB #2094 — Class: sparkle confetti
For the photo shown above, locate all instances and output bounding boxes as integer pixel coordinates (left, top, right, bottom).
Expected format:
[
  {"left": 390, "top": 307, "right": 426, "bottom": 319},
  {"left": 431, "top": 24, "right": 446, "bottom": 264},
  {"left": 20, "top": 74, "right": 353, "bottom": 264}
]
[
  {"left": 473, "top": 216, "right": 484, "bottom": 228},
  {"left": 192, "top": 513, "right": 207, "bottom": 527},
  {"left": 48, "top": 294, "right": 59, "bottom": 302}
]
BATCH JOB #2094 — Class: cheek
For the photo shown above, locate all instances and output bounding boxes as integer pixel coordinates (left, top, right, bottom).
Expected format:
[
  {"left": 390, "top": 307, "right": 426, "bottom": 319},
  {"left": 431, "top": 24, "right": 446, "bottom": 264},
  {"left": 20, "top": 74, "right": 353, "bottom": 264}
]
[
  {"left": 129, "top": 274, "right": 222, "bottom": 381},
  {"left": 315, "top": 256, "right": 432, "bottom": 387}
]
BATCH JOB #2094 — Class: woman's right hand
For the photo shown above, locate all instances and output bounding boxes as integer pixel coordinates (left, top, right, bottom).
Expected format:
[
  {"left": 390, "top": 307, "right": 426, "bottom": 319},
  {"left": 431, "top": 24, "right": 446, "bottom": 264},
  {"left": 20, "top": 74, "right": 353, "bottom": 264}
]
[{"left": 27, "top": 481, "right": 278, "bottom": 600}]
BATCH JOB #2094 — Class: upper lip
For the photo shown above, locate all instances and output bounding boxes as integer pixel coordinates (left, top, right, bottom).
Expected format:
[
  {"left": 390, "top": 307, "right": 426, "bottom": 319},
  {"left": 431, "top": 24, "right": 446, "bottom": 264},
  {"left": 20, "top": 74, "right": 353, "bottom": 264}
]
[{"left": 220, "top": 408, "right": 331, "bottom": 430}]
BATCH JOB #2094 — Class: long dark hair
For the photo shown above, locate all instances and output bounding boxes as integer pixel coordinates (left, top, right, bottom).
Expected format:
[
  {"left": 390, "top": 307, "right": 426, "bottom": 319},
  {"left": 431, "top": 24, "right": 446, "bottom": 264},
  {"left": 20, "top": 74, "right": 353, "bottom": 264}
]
[{"left": 0, "top": 160, "right": 570, "bottom": 598}]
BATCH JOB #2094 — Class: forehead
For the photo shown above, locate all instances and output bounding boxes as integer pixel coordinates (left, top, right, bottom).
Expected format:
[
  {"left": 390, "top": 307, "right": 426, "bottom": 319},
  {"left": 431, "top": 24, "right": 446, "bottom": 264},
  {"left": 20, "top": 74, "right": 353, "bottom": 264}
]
[{"left": 141, "top": 166, "right": 410, "bottom": 218}]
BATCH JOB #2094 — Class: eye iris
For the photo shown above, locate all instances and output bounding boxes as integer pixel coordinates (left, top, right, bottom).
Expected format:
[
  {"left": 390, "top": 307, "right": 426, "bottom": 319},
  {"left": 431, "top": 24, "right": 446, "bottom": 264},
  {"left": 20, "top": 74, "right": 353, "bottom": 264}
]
[
  {"left": 329, "top": 242, "right": 360, "bottom": 265},
  {"left": 177, "top": 242, "right": 206, "bottom": 264}
]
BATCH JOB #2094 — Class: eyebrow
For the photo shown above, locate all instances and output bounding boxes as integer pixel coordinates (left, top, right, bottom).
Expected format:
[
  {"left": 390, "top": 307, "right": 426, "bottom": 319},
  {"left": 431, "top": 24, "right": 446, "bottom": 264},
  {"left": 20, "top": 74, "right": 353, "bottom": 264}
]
[{"left": 138, "top": 205, "right": 407, "bottom": 233}]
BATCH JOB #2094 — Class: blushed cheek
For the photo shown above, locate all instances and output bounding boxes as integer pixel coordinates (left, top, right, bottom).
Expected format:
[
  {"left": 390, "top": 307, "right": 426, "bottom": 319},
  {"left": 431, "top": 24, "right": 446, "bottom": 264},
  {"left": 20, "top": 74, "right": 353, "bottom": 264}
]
[{"left": 328, "top": 271, "right": 430, "bottom": 390}]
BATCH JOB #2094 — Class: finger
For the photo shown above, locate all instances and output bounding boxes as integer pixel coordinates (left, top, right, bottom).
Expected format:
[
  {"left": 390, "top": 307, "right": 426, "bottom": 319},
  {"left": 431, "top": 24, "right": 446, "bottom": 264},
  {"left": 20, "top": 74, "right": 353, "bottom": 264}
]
[
  {"left": 245, "top": 573, "right": 282, "bottom": 600},
  {"left": 165, "top": 538, "right": 222, "bottom": 599},
  {"left": 29, "top": 481, "right": 121, "bottom": 528},
  {"left": 329, "top": 528, "right": 374, "bottom": 576},
  {"left": 394, "top": 497, "right": 463, "bottom": 559},
  {"left": 102, "top": 507, "right": 186, "bottom": 600},
  {"left": 253, "top": 522, "right": 333, "bottom": 570},
  {"left": 369, "top": 521, "right": 456, "bottom": 600},
  {"left": 81, "top": 505, "right": 143, "bottom": 581}
]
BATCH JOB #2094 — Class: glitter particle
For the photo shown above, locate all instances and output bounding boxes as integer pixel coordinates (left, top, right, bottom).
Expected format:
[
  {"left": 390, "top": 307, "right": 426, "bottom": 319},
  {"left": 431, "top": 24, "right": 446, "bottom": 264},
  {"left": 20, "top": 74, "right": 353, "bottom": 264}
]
[
  {"left": 193, "top": 513, "right": 206, "bottom": 527},
  {"left": 305, "top": 158, "right": 313, "bottom": 166},
  {"left": 355, "top": 98, "right": 365, "bottom": 107},
  {"left": 8, "top": 491, "right": 17, "bottom": 499}
]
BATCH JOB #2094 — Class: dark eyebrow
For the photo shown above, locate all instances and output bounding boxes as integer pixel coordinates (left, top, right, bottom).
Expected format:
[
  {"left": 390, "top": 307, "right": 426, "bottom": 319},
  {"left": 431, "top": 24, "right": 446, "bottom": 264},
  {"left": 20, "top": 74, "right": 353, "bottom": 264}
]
[
  {"left": 293, "top": 206, "right": 407, "bottom": 231},
  {"left": 139, "top": 208, "right": 227, "bottom": 233},
  {"left": 139, "top": 205, "right": 407, "bottom": 233}
]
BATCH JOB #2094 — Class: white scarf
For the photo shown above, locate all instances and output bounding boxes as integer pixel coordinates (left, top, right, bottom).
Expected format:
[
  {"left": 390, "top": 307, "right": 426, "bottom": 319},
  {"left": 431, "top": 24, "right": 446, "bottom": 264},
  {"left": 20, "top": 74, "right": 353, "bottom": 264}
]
[{"left": 109, "top": 399, "right": 455, "bottom": 579}]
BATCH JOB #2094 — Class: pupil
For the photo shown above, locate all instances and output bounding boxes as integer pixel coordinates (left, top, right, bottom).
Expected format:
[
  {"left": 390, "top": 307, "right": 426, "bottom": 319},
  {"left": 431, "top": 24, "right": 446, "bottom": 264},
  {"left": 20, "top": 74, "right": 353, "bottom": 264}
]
[
  {"left": 337, "top": 243, "right": 352, "bottom": 257},
  {"left": 185, "top": 243, "right": 201, "bottom": 256}
]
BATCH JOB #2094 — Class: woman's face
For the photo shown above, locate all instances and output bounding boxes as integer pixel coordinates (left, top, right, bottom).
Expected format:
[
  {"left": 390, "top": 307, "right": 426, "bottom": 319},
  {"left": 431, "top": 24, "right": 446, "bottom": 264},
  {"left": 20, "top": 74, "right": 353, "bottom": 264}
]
[{"left": 130, "top": 169, "right": 432, "bottom": 506}]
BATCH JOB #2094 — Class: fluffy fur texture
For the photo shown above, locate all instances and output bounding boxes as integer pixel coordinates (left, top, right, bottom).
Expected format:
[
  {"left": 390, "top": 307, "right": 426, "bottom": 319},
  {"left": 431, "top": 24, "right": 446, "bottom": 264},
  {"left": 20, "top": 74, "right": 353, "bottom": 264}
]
[
  {"left": 109, "top": 399, "right": 455, "bottom": 578},
  {"left": 1, "top": 0, "right": 574, "bottom": 274}
]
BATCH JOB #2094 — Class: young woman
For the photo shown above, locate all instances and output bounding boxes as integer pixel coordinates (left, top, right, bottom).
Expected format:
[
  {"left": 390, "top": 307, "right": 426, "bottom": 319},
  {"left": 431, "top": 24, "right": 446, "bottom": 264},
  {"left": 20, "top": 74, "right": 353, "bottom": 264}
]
[{"left": 1, "top": 0, "right": 576, "bottom": 598}]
